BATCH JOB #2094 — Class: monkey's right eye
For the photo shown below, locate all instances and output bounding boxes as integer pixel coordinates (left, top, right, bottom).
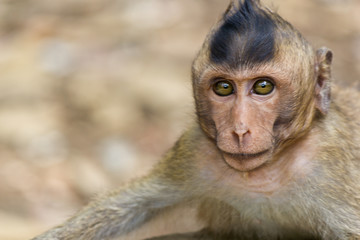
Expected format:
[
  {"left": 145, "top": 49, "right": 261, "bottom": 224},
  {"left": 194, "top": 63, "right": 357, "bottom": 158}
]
[{"left": 213, "top": 80, "right": 234, "bottom": 96}]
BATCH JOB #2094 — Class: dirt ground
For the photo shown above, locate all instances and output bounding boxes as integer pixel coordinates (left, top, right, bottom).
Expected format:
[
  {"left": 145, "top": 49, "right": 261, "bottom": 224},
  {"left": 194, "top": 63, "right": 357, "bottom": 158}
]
[{"left": 0, "top": 0, "right": 359, "bottom": 239}]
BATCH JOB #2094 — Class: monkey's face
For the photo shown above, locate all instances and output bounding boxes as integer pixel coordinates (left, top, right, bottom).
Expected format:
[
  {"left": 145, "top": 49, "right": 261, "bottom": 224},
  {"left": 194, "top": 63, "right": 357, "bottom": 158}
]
[
  {"left": 195, "top": 64, "right": 304, "bottom": 172},
  {"left": 192, "top": 0, "right": 318, "bottom": 172}
]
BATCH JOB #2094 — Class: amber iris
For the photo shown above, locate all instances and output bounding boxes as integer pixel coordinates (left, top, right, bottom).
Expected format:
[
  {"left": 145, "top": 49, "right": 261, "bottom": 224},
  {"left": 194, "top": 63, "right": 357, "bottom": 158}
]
[
  {"left": 253, "top": 79, "right": 274, "bottom": 95},
  {"left": 213, "top": 80, "right": 234, "bottom": 96}
]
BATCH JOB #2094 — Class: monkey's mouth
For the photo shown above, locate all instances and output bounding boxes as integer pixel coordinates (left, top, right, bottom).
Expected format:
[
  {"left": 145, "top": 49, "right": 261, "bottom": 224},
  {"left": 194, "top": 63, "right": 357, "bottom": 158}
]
[
  {"left": 222, "top": 149, "right": 270, "bottom": 159},
  {"left": 221, "top": 149, "right": 270, "bottom": 172}
]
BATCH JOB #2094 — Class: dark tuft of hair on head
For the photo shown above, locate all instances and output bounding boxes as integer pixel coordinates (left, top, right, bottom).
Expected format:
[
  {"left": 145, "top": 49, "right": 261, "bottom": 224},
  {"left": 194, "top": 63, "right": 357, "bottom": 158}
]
[{"left": 210, "top": 0, "right": 277, "bottom": 68}]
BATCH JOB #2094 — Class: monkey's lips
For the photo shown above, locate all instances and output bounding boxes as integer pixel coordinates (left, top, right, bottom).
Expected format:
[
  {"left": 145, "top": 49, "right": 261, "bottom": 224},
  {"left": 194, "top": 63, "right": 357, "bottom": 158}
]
[{"left": 221, "top": 149, "right": 270, "bottom": 172}]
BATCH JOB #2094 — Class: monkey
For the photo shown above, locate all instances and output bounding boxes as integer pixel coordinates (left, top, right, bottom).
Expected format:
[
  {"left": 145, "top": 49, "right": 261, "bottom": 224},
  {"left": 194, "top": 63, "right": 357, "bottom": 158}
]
[{"left": 33, "top": 0, "right": 360, "bottom": 239}]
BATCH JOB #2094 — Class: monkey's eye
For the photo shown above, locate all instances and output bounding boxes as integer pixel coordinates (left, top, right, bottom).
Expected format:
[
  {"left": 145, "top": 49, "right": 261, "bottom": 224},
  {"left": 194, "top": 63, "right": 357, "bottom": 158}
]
[
  {"left": 252, "top": 79, "right": 274, "bottom": 95},
  {"left": 213, "top": 80, "right": 234, "bottom": 96}
]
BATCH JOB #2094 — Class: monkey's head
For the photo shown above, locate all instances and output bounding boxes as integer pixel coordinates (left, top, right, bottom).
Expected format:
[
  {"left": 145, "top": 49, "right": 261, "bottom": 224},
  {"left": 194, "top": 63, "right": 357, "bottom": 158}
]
[{"left": 192, "top": 0, "right": 333, "bottom": 172}]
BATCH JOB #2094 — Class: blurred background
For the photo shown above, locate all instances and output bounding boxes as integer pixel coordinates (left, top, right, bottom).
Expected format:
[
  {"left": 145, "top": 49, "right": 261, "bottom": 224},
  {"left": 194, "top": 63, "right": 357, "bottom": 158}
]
[{"left": 0, "top": 0, "right": 359, "bottom": 239}]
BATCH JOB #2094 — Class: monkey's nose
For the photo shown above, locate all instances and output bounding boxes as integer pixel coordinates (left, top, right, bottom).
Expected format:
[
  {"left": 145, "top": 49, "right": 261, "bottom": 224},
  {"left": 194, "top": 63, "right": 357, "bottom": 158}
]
[
  {"left": 235, "top": 122, "right": 249, "bottom": 135},
  {"left": 232, "top": 125, "right": 250, "bottom": 147}
]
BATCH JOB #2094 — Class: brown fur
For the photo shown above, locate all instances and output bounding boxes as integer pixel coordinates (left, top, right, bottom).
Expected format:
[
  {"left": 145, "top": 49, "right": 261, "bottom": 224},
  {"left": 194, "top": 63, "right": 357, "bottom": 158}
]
[{"left": 33, "top": 1, "right": 360, "bottom": 240}]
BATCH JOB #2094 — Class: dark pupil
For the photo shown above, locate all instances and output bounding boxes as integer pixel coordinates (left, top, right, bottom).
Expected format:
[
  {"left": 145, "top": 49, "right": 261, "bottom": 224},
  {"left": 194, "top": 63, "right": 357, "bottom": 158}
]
[
  {"left": 222, "top": 83, "right": 229, "bottom": 89},
  {"left": 260, "top": 81, "right": 267, "bottom": 88}
]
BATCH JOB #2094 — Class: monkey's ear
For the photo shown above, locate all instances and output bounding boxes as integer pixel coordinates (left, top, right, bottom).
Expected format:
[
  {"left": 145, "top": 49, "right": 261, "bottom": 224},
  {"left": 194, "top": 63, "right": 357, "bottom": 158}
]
[{"left": 315, "top": 47, "right": 333, "bottom": 115}]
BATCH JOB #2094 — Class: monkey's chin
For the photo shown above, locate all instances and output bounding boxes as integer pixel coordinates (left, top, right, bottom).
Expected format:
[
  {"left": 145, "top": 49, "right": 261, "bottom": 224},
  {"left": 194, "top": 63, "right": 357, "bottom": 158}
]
[{"left": 221, "top": 150, "right": 270, "bottom": 172}]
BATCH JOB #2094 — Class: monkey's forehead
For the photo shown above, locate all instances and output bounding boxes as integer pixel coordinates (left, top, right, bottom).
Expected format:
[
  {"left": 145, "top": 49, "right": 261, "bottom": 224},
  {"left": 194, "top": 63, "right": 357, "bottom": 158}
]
[{"left": 191, "top": 41, "right": 315, "bottom": 88}]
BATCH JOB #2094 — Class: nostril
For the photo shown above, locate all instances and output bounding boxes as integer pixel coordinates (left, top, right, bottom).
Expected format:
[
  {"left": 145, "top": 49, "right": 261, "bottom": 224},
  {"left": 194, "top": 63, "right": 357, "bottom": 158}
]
[
  {"left": 242, "top": 130, "right": 251, "bottom": 146},
  {"left": 232, "top": 131, "right": 240, "bottom": 148}
]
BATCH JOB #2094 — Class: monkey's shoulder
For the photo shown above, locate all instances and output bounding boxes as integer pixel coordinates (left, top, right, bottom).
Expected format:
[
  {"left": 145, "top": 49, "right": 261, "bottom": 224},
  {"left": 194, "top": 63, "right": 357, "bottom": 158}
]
[{"left": 331, "top": 85, "right": 360, "bottom": 117}]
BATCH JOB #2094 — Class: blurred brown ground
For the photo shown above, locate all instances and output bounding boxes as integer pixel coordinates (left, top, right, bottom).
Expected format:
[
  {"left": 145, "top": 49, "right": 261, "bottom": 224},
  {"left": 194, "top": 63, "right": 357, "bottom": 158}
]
[{"left": 0, "top": 0, "right": 359, "bottom": 239}]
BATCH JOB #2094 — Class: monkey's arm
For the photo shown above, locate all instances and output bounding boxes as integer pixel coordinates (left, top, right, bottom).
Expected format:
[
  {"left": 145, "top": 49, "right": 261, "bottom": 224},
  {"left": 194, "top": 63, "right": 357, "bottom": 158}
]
[
  {"left": 32, "top": 126, "right": 201, "bottom": 240},
  {"left": 33, "top": 177, "right": 185, "bottom": 240}
]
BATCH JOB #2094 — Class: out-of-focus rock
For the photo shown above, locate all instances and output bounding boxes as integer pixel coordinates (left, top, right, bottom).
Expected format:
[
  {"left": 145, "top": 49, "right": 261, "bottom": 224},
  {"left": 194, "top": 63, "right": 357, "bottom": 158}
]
[{"left": 98, "top": 138, "right": 137, "bottom": 174}]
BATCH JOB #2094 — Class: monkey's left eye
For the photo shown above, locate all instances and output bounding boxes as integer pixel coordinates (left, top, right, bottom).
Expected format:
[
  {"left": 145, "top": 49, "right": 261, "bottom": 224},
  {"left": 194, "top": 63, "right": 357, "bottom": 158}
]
[
  {"left": 252, "top": 79, "right": 274, "bottom": 95},
  {"left": 213, "top": 80, "right": 234, "bottom": 96}
]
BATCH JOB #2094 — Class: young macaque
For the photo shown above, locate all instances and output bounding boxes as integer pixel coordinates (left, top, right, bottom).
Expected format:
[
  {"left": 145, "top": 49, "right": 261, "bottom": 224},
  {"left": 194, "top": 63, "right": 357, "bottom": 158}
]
[{"left": 33, "top": 0, "right": 360, "bottom": 239}]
